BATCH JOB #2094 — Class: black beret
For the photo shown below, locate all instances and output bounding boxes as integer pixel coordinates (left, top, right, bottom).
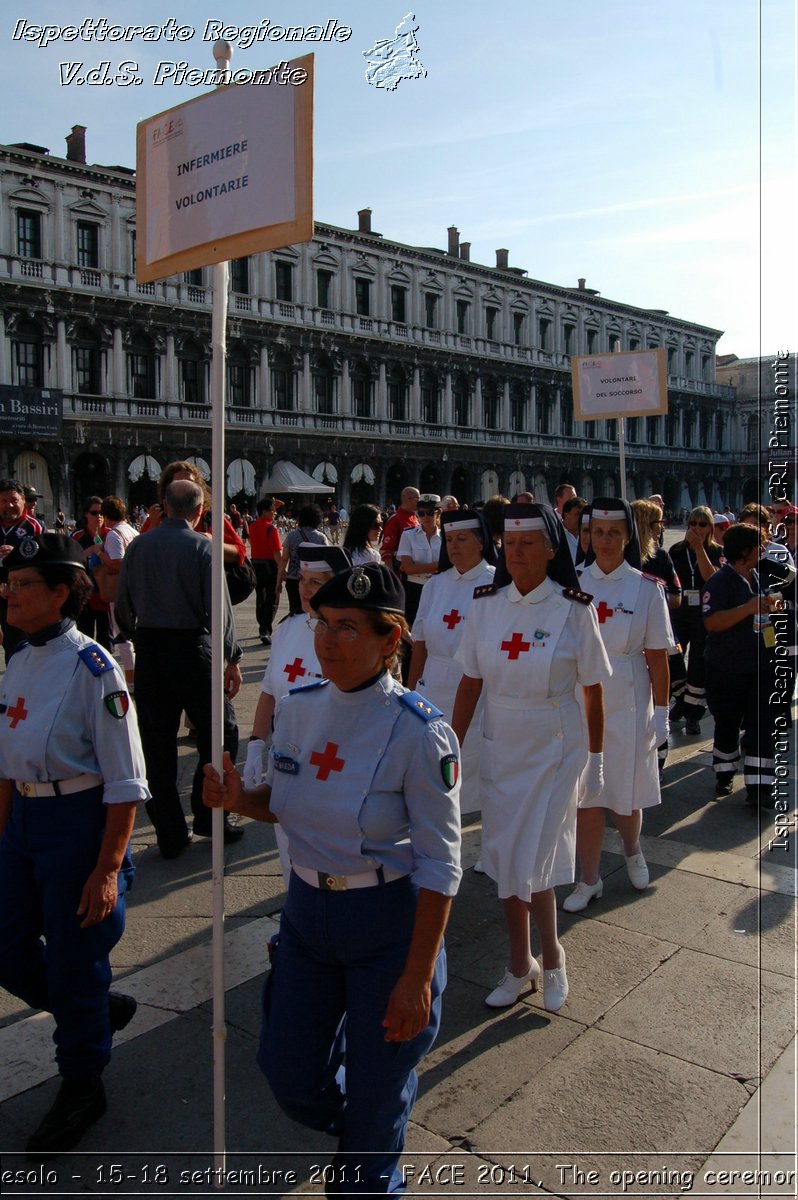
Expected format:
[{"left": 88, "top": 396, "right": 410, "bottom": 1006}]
[
  {"left": 1, "top": 534, "right": 87, "bottom": 574},
  {"left": 310, "top": 562, "right": 405, "bottom": 615}
]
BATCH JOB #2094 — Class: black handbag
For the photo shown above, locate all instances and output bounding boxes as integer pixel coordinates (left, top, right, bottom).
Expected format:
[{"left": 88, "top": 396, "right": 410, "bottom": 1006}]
[{"left": 225, "top": 556, "right": 257, "bottom": 605}]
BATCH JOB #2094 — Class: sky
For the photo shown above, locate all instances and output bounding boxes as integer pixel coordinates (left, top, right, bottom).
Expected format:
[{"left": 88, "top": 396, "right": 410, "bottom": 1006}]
[{"left": 1, "top": 0, "right": 794, "bottom": 360}]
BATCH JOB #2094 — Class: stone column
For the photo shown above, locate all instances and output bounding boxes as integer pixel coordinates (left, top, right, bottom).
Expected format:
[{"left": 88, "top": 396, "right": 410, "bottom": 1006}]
[
  {"left": 301, "top": 350, "right": 311, "bottom": 413},
  {"left": 377, "top": 362, "right": 387, "bottom": 419},
  {"left": 259, "top": 345, "right": 270, "bottom": 410},
  {"left": 341, "top": 356, "right": 351, "bottom": 415},
  {"left": 442, "top": 370, "right": 453, "bottom": 426},
  {"left": 113, "top": 327, "right": 125, "bottom": 398},
  {"left": 165, "top": 334, "right": 177, "bottom": 402},
  {"left": 500, "top": 378, "right": 510, "bottom": 430},
  {"left": 410, "top": 364, "right": 421, "bottom": 422},
  {"left": 56, "top": 319, "right": 68, "bottom": 391}
]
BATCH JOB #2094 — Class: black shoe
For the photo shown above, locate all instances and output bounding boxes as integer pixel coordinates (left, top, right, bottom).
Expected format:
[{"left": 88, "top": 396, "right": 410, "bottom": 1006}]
[
  {"left": 26, "top": 1076, "right": 106, "bottom": 1158},
  {"left": 108, "top": 992, "right": 137, "bottom": 1033},
  {"left": 669, "top": 704, "right": 686, "bottom": 724},
  {"left": 158, "top": 833, "right": 192, "bottom": 859},
  {"left": 747, "top": 787, "right": 777, "bottom": 810},
  {"left": 192, "top": 820, "right": 245, "bottom": 844},
  {"left": 714, "top": 775, "right": 735, "bottom": 798},
  {"left": 685, "top": 719, "right": 701, "bottom": 735},
  {"left": 260, "top": 635, "right": 272, "bottom": 646}
]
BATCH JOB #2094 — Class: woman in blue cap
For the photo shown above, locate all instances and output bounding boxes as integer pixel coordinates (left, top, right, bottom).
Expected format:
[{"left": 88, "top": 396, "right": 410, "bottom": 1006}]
[
  {"left": 563, "top": 497, "right": 673, "bottom": 913},
  {"left": 203, "top": 561, "right": 461, "bottom": 1197},
  {"left": 0, "top": 535, "right": 148, "bottom": 1155},
  {"left": 452, "top": 503, "right": 610, "bottom": 1011}
]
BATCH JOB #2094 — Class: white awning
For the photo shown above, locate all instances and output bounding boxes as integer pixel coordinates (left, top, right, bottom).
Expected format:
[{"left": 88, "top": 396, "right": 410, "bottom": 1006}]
[
  {"left": 128, "top": 454, "right": 161, "bottom": 482},
  {"left": 185, "top": 456, "right": 211, "bottom": 481},
  {"left": 227, "top": 458, "right": 256, "bottom": 497},
  {"left": 313, "top": 461, "right": 338, "bottom": 485},
  {"left": 351, "top": 463, "right": 375, "bottom": 485},
  {"left": 259, "top": 460, "right": 335, "bottom": 495}
]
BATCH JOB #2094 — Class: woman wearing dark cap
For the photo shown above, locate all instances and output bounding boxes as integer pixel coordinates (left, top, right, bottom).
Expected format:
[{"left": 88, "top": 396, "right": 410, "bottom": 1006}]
[
  {"left": 668, "top": 505, "right": 723, "bottom": 734},
  {"left": 243, "top": 543, "right": 351, "bottom": 884},
  {"left": 0, "top": 535, "right": 148, "bottom": 1155},
  {"left": 563, "top": 498, "right": 673, "bottom": 914},
  {"left": 452, "top": 503, "right": 610, "bottom": 1011},
  {"left": 408, "top": 508, "right": 496, "bottom": 816},
  {"left": 203, "top": 562, "right": 461, "bottom": 1197}
]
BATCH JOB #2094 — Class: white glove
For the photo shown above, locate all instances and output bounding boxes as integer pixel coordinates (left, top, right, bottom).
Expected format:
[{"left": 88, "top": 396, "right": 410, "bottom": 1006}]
[
  {"left": 654, "top": 706, "right": 670, "bottom": 747},
  {"left": 243, "top": 739, "right": 266, "bottom": 790},
  {"left": 582, "top": 751, "right": 604, "bottom": 802}
]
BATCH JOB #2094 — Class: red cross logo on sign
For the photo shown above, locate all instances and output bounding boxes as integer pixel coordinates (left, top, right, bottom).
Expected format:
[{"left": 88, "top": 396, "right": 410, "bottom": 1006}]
[
  {"left": 283, "top": 658, "right": 306, "bottom": 684},
  {"left": 442, "top": 609, "right": 462, "bottom": 630},
  {"left": 500, "top": 633, "right": 531, "bottom": 660},
  {"left": 7, "top": 697, "right": 29, "bottom": 728},
  {"left": 309, "top": 742, "right": 345, "bottom": 781}
]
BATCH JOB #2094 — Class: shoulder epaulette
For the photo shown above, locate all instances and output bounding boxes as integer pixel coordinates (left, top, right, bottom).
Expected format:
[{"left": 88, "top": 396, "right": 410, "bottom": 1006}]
[
  {"left": 473, "top": 583, "right": 497, "bottom": 599},
  {"left": 641, "top": 572, "right": 666, "bottom": 587},
  {"left": 562, "top": 587, "right": 593, "bottom": 605},
  {"left": 78, "top": 644, "right": 115, "bottom": 675},
  {"left": 288, "top": 679, "right": 329, "bottom": 695},
  {"left": 399, "top": 691, "right": 444, "bottom": 721}
]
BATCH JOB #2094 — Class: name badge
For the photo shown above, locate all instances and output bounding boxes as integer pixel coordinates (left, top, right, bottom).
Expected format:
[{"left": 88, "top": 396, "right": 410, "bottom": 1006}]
[
  {"left": 685, "top": 589, "right": 700, "bottom": 607},
  {"left": 273, "top": 754, "right": 300, "bottom": 775}
]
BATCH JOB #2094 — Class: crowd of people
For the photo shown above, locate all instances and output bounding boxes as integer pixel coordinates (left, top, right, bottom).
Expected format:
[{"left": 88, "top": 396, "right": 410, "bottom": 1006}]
[{"left": 0, "top": 468, "right": 795, "bottom": 1187}]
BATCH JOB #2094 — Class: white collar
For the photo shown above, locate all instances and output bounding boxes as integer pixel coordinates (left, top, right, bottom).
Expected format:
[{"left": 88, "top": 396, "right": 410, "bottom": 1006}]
[
  {"left": 507, "top": 576, "right": 555, "bottom": 605},
  {"left": 454, "top": 560, "right": 491, "bottom": 582},
  {"left": 587, "top": 558, "right": 630, "bottom": 582}
]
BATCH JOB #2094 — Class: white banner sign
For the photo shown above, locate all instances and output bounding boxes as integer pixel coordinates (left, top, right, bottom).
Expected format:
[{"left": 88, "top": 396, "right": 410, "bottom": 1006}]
[
  {"left": 571, "top": 348, "right": 668, "bottom": 420},
  {"left": 136, "top": 54, "right": 313, "bottom": 281}
]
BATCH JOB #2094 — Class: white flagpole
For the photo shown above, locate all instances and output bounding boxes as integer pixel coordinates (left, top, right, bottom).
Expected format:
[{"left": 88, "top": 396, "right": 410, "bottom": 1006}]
[
  {"left": 210, "top": 37, "right": 232, "bottom": 1187},
  {"left": 612, "top": 339, "right": 627, "bottom": 500}
]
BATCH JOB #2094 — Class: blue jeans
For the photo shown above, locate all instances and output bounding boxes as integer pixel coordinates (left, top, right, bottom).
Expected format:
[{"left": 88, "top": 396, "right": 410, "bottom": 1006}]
[
  {"left": 258, "top": 872, "right": 446, "bottom": 1196},
  {"left": 0, "top": 787, "right": 133, "bottom": 1079}
]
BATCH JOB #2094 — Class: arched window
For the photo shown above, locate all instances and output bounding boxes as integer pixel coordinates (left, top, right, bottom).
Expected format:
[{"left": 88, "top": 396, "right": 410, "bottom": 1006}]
[
  {"left": 387, "top": 365, "right": 406, "bottom": 422},
  {"left": 510, "top": 383, "right": 527, "bottom": 432},
  {"left": 72, "top": 325, "right": 101, "bottom": 395},
  {"left": 452, "top": 374, "right": 470, "bottom": 427},
  {"left": 227, "top": 343, "right": 251, "bottom": 407},
  {"left": 271, "top": 348, "right": 294, "bottom": 411},
  {"left": 420, "top": 369, "right": 440, "bottom": 425},
  {"left": 179, "top": 338, "right": 206, "bottom": 405},
  {"left": 350, "top": 359, "right": 372, "bottom": 418},
  {"left": 12, "top": 318, "right": 44, "bottom": 387},
  {"left": 128, "top": 332, "right": 155, "bottom": 399},
  {"left": 482, "top": 379, "right": 499, "bottom": 430},
  {"left": 313, "top": 353, "right": 336, "bottom": 415}
]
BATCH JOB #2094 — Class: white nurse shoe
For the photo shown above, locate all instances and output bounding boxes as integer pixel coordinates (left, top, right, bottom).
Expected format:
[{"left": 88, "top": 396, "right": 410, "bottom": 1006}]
[
  {"left": 562, "top": 878, "right": 603, "bottom": 912},
  {"left": 485, "top": 960, "right": 541, "bottom": 1008}
]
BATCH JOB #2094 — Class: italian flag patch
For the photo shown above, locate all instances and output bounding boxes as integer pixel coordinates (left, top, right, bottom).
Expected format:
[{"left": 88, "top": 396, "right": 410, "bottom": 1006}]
[
  {"left": 440, "top": 753, "right": 459, "bottom": 790},
  {"left": 105, "top": 691, "right": 130, "bottom": 719}
]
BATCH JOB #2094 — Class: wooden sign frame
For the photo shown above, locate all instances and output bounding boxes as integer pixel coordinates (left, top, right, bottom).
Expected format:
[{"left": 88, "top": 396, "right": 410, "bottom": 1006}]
[
  {"left": 571, "top": 348, "right": 668, "bottom": 420},
  {"left": 135, "top": 54, "right": 313, "bottom": 282}
]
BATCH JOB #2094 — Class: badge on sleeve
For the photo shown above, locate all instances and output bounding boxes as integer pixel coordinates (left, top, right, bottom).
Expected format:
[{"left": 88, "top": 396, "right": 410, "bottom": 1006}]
[
  {"left": 440, "top": 753, "right": 459, "bottom": 790},
  {"left": 104, "top": 691, "right": 130, "bottom": 719}
]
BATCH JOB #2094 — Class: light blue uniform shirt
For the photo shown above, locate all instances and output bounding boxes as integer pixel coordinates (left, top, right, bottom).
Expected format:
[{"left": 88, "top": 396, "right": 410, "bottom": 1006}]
[
  {"left": 0, "top": 626, "right": 150, "bottom": 806},
  {"left": 266, "top": 673, "right": 462, "bottom": 896}
]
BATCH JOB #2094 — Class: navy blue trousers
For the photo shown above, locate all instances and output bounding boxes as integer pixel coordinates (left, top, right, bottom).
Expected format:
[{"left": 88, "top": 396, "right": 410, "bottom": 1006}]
[
  {"left": 0, "top": 787, "right": 133, "bottom": 1079},
  {"left": 258, "top": 873, "right": 446, "bottom": 1196}
]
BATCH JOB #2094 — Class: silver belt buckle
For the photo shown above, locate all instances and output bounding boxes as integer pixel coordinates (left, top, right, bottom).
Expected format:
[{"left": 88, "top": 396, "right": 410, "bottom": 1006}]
[{"left": 318, "top": 873, "right": 347, "bottom": 891}]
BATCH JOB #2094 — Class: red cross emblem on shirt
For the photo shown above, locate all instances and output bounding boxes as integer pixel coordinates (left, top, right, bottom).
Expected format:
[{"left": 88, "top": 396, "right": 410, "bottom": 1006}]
[
  {"left": 310, "top": 742, "right": 345, "bottom": 781},
  {"left": 596, "top": 601, "right": 615, "bottom": 624},
  {"left": 501, "top": 632, "right": 531, "bottom": 660},
  {"left": 442, "top": 609, "right": 462, "bottom": 630},
  {"left": 6, "top": 697, "right": 28, "bottom": 728},
  {"left": 283, "top": 657, "right": 306, "bottom": 684}
]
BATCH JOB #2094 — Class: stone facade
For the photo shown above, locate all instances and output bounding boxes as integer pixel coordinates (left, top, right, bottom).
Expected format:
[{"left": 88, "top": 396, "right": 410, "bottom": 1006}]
[{"left": 1, "top": 131, "right": 743, "bottom": 520}]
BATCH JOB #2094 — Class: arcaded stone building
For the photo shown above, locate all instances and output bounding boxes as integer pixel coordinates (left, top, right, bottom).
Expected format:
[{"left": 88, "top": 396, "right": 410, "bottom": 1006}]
[{"left": 1, "top": 127, "right": 742, "bottom": 520}]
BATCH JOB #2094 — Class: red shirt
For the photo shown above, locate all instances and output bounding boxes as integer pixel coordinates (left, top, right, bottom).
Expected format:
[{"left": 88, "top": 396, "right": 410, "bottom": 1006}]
[
  {"left": 381, "top": 509, "right": 419, "bottom": 565},
  {"left": 248, "top": 515, "right": 282, "bottom": 561}
]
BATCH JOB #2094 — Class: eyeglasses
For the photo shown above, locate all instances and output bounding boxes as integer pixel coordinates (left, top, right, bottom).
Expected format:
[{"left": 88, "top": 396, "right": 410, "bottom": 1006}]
[
  {"left": 688, "top": 520, "right": 709, "bottom": 527},
  {"left": 370, "top": 522, "right": 382, "bottom": 530},
  {"left": 0, "top": 579, "right": 47, "bottom": 596},
  {"left": 306, "top": 616, "right": 361, "bottom": 642},
  {"left": 417, "top": 508, "right": 438, "bottom": 517},
  {"left": 86, "top": 510, "right": 102, "bottom": 516}
]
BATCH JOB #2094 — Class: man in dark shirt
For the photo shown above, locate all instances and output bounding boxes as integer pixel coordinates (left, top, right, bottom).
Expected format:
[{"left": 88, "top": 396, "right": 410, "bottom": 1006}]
[{"left": 116, "top": 480, "right": 244, "bottom": 857}]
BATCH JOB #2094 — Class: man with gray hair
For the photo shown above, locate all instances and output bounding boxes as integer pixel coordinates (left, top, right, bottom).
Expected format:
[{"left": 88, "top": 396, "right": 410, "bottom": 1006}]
[{"left": 116, "top": 480, "right": 244, "bottom": 857}]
